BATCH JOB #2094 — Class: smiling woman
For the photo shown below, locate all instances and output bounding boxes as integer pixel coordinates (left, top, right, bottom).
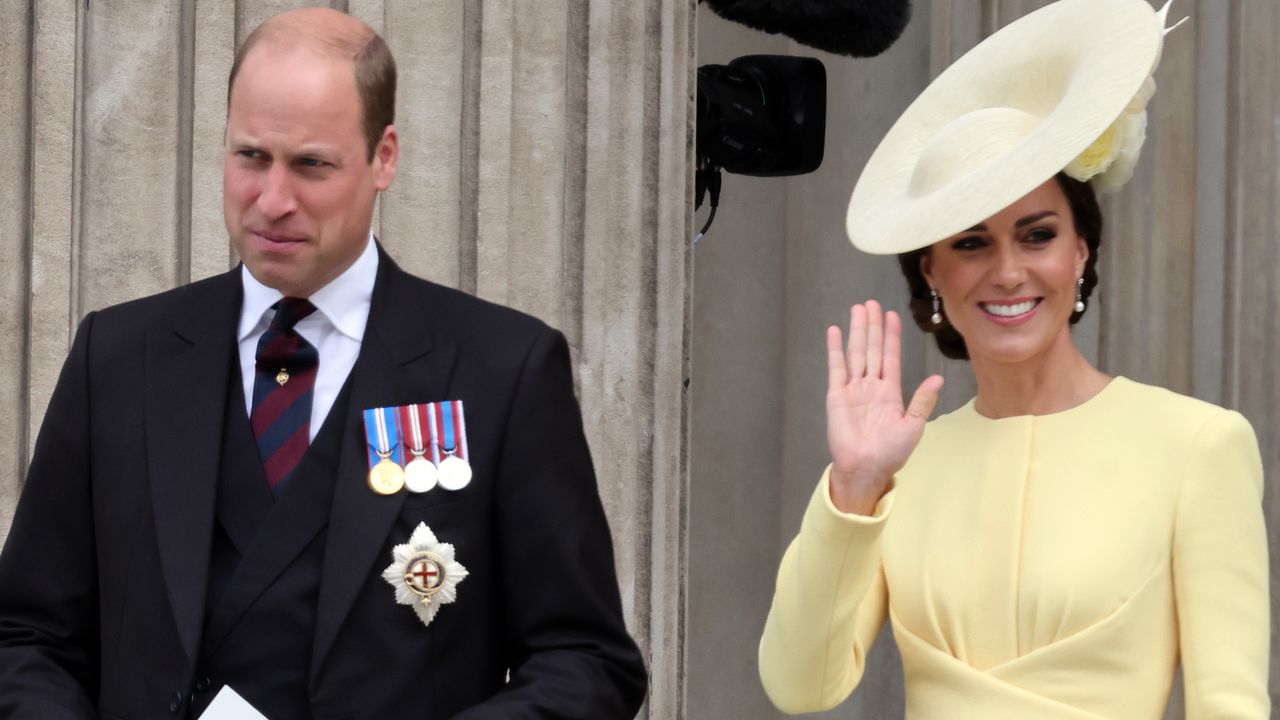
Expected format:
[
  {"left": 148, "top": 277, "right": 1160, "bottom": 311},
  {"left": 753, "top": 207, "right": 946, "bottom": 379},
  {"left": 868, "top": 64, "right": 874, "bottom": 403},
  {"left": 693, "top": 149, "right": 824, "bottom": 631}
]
[
  {"left": 921, "top": 184, "right": 1091, "bottom": 375},
  {"left": 897, "top": 173, "right": 1103, "bottom": 362},
  {"left": 758, "top": 0, "right": 1271, "bottom": 717}
]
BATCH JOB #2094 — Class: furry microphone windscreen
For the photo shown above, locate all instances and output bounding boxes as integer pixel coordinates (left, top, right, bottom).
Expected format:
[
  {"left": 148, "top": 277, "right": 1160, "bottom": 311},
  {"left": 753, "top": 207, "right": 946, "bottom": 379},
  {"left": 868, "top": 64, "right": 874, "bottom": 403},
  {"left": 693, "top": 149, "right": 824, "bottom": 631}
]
[{"left": 702, "top": 0, "right": 912, "bottom": 57}]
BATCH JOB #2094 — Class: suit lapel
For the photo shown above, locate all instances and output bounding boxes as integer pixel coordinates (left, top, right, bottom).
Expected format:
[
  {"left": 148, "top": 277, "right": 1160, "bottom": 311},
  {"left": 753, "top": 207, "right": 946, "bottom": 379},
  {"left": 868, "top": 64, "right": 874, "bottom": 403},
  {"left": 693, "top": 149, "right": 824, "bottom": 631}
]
[
  {"left": 212, "top": 395, "right": 274, "bottom": 557},
  {"left": 200, "top": 381, "right": 349, "bottom": 656},
  {"left": 145, "top": 271, "right": 242, "bottom": 665},
  {"left": 311, "top": 253, "right": 457, "bottom": 678}
]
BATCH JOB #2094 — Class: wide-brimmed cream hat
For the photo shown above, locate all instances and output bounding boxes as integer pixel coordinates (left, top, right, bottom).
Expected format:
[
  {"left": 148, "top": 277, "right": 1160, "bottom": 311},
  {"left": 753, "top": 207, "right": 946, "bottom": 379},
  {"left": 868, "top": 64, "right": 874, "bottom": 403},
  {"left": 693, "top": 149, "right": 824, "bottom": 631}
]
[{"left": 847, "top": 0, "right": 1180, "bottom": 255}]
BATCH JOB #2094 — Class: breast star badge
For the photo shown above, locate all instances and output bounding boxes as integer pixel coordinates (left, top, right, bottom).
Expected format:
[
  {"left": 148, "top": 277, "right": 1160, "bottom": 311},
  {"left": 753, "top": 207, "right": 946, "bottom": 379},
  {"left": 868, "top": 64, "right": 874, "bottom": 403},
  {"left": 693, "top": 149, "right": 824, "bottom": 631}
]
[{"left": 381, "top": 522, "right": 469, "bottom": 628}]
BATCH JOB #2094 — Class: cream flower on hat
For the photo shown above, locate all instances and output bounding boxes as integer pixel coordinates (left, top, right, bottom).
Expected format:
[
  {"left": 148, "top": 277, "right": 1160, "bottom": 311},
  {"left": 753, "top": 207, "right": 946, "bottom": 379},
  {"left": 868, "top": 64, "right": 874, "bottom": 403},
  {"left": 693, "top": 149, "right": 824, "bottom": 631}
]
[
  {"left": 1074, "top": 108, "right": 1148, "bottom": 192},
  {"left": 1065, "top": 79, "right": 1151, "bottom": 189},
  {"left": 1067, "top": 0, "right": 1185, "bottom": 192}
]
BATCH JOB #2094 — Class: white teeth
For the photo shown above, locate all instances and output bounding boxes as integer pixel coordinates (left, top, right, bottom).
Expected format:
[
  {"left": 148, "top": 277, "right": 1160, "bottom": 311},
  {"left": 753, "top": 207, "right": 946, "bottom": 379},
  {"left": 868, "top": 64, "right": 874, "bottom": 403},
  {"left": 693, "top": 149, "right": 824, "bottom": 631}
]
[{"left": 982, "top": 299, "right": 1037, "bottom": 317}]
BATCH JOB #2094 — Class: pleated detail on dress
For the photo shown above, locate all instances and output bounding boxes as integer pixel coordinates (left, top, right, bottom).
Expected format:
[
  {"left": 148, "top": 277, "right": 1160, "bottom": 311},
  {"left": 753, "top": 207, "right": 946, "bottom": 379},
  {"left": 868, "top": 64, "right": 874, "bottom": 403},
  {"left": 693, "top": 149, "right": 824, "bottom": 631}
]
[{"left": 887, "top": 379, "right": 1182, "bottom": 717}]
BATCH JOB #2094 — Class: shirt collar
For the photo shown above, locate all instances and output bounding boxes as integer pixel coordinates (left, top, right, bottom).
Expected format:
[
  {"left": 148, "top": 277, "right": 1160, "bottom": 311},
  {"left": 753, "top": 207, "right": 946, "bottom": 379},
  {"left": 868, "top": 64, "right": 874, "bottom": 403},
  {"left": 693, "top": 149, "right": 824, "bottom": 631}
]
[{"left": 238, "top": 231, "right": 379, "bottom": 342}]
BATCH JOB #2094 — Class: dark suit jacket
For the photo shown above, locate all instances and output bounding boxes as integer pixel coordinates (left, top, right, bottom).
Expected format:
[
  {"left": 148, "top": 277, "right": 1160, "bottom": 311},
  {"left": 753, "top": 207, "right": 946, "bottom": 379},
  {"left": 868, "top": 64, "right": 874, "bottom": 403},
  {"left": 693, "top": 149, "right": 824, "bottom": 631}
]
[{"left": 0, "top": 250, "right": 647, "bottom": 718}]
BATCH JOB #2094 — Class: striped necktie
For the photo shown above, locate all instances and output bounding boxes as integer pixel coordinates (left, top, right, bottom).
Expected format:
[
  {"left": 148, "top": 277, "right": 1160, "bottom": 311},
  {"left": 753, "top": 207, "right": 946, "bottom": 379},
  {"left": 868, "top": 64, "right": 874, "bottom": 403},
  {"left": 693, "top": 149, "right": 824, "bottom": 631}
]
[{"left": 250, "top": 297, "right": 318, "bottom": 496}]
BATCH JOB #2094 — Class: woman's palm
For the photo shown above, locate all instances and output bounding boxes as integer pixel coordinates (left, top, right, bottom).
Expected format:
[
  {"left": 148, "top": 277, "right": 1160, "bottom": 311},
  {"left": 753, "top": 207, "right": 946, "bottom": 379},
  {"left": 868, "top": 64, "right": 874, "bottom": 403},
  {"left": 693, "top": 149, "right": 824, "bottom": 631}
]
[{"left": 827, "top": 301, "right": 943, "bottom": 485}]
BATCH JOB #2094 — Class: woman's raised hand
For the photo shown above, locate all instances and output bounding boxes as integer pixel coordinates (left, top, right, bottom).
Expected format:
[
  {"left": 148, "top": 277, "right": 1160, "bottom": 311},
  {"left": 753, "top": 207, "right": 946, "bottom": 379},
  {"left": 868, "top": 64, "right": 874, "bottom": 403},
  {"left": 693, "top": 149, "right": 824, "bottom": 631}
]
[{"left": 826, "top": 300, "right": 943, "bottom": 514}]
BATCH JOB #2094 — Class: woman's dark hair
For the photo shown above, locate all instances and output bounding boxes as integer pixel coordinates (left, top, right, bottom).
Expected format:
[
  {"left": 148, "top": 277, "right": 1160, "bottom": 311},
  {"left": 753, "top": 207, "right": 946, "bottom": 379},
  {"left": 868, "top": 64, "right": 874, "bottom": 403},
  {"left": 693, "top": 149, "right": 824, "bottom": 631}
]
[{"left": 896, "top": 172, "right": 1103, "bottom": 360}]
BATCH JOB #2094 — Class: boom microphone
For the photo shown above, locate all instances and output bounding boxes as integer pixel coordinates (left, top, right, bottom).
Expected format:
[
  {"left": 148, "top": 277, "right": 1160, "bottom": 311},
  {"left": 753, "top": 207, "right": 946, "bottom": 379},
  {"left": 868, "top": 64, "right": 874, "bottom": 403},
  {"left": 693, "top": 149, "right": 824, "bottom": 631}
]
[{"left": 701, "top": 0, "right": 912, "bottom": 58}]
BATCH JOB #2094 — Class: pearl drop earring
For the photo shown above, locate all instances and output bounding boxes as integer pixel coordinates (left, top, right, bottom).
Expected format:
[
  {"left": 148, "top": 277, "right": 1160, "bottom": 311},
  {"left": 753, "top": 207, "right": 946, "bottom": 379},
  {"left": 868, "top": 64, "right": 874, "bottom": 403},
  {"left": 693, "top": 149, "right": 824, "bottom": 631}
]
[
  {"left": 1074, "top": 278, "right": 1085, "bottom": 313},
  {"left": 930, "top": 288, "right": 943, "bottom": 325}
]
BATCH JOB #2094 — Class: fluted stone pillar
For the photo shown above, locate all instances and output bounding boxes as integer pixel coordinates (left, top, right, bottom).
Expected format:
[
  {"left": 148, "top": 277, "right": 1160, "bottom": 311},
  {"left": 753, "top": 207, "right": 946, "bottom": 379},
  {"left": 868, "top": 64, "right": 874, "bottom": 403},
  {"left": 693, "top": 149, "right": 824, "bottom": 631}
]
[
  {"left": 0, "top": 1, "right": 694, "bottom": 716},
  {"left": 0, "top": 0, "right": 35, "bottom": 546}
]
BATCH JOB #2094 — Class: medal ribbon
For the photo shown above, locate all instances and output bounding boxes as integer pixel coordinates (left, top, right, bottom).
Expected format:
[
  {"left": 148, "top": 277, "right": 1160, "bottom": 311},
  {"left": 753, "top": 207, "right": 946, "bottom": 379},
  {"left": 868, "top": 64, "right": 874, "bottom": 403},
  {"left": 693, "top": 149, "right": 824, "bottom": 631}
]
[
  {"left": 440, "top": 402, "right": 456, "bottom": 454},
  {"left": 425, "top": 401, "right": 468, "bottom": 461},
  {"left": 362, "top": 406, "right": 404, "bottom": 470},
  {"left": 453, "top": 400, "right": 469, "bottom": 460},
  {"left": 430, "top": 394, "right": 455, "bottom": 456},
  {"left": 425, "top": 402, "right": 442, "bottom": 464},
  {"left": 399, "top": 404, "right": 429, "bottom": 459}
]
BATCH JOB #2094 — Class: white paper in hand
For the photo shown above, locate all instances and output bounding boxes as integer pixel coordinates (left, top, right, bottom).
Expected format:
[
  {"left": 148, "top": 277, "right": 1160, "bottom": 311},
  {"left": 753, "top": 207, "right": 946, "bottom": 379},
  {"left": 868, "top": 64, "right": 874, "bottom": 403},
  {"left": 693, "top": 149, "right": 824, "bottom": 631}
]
[{"left": 197, "top": 686, "right": 269, "bottom": 720}]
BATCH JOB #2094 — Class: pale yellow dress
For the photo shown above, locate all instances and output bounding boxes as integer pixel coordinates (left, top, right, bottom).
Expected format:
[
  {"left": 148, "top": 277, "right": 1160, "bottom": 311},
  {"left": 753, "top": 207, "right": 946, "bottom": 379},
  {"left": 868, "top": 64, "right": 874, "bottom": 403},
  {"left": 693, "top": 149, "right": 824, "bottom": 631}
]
[{"left": 759, "top": 377, "right": 1269, "bottom": 718}]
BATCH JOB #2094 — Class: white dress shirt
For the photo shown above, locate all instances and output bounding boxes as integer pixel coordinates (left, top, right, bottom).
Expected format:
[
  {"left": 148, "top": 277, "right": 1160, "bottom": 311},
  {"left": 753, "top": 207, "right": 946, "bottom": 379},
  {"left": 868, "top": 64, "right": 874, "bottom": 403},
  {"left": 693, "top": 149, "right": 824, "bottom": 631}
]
[{"left": 237, "top": 233, "right": 377, "bottom": 440}]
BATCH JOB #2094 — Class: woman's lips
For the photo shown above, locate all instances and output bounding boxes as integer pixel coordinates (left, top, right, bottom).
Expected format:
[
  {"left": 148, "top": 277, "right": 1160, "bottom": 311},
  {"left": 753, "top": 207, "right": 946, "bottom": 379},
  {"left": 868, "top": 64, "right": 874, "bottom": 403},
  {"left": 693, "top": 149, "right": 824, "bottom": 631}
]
[{"left": 978, "top": 298, "right": 1041, "bottom": 326}]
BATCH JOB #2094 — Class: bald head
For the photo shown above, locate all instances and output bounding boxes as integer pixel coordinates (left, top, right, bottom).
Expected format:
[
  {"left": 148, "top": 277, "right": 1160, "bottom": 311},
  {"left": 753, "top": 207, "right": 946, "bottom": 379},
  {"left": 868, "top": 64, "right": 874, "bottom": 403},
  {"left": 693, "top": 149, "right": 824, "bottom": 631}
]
[
  {"left": 227, "top": 7, "right": 396, "bottom": 160},
  {"left": 246, "top": 7, "right": 374, "bottom": 59}
]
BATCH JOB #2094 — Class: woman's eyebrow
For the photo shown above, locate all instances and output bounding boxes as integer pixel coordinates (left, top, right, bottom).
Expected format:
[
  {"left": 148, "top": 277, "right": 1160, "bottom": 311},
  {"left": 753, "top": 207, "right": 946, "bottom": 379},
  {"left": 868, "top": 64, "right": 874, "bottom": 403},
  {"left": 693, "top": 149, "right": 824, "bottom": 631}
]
[
  {"left": 1015, "top": 210, "right": 1058, "bottom": 228},
  {"left": 959, "top": 209, "right": 1059, "bottom": 235}
]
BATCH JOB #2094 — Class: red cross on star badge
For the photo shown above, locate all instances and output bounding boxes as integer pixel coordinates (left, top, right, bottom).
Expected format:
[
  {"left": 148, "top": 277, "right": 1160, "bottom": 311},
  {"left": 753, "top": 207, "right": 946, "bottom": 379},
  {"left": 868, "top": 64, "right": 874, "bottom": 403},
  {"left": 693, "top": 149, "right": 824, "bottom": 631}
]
[
  {"left": 382, "top": 522, "right": 469, "bottom": 628},
  {"left": 404, "top": 553, "right": 446, "bottom": 600}
]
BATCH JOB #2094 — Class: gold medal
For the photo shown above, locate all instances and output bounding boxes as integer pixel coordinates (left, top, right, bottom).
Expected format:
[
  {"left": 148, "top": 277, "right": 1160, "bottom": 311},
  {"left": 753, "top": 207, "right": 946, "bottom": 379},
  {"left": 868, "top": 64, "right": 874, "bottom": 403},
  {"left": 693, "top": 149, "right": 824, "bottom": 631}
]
[
  {"left": 364, "top": 408, "right": 405, "bottom": 496},
  {"left": 368, "top": 458, "right": 405, "bottom": 495},
  {"left": 403, "top": 456, "right": 438, "bottom": 494}
]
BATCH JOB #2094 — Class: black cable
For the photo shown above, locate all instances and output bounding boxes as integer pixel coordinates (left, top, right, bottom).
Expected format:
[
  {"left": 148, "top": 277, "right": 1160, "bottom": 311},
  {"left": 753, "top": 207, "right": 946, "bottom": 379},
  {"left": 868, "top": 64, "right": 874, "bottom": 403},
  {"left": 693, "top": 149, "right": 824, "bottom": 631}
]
[
  {"left": 698, "top": 204, "right": 718, "bottom": 237},
  {"left": 694, "top": 167, "right": 722, "bottom": 244}
]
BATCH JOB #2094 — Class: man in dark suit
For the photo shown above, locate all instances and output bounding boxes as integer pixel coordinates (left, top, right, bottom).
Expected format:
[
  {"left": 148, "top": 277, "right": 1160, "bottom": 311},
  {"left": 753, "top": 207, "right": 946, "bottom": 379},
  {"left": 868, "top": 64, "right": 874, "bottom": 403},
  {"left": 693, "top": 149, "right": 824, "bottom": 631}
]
[{"left": 0, "top": 7, "right": 646, "bottom": 719}]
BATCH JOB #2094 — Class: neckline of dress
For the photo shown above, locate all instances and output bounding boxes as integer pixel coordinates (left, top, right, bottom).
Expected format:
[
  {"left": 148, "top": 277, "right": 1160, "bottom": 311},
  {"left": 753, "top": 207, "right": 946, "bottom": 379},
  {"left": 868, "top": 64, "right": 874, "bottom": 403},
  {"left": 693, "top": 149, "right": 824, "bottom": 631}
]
[{"left": 961, "top": 375, "right": 1128, "bottom": 423}]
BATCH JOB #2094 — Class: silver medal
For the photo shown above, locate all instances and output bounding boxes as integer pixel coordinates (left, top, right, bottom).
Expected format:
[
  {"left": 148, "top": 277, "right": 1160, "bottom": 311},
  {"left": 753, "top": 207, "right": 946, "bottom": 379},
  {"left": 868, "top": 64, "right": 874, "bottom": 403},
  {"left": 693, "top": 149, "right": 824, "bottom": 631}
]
[
  {"left": 437, "top": 454, "right": 472, "bottom": 491},
  {"left": 401, "top": 404, "right": 438, "bottom": 494},
  {"left": 403, "top": 456, "right": 439, "bottom": 493}
]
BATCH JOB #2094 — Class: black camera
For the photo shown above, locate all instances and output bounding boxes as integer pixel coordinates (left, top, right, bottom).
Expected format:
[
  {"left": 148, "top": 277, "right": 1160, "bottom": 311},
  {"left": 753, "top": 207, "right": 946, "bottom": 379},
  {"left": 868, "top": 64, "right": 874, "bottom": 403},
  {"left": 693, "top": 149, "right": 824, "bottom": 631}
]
[{"left": 696, "top": 55, "right": 826, "bottom": 178}]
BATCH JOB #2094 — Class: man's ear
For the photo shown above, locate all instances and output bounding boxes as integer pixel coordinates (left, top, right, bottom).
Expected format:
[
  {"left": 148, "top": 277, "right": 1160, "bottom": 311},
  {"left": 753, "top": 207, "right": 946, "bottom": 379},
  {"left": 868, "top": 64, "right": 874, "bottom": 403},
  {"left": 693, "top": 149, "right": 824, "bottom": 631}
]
[{"left": 373, "top": 125, "right": 398, "bottom": 191}]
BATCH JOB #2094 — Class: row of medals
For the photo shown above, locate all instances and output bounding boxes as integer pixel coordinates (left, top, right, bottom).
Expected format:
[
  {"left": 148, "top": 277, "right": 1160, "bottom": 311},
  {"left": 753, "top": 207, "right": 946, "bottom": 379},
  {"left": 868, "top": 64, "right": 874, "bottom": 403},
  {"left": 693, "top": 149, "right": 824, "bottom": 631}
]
[{"left": 369, "top": 446, "right": 471, "bottom": 496}]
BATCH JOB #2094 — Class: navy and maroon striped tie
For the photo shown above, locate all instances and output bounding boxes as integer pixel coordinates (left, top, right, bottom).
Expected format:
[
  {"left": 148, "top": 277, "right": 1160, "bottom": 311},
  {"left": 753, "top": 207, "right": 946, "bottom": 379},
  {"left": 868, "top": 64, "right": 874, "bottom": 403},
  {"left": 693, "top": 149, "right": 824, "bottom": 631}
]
[{"left": 250, "top": 298, "right": 318, "bottom": 496}]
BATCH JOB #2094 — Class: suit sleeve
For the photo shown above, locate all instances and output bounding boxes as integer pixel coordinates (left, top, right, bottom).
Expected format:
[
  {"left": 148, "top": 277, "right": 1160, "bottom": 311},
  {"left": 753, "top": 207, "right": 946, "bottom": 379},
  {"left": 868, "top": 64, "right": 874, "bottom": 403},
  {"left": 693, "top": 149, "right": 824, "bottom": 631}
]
[
  {"left": 758, "top": 467, "right": 892, "bottom": 715},
  {"left": 1174, "top": 410, "right": 1270, "bottom": 719},
  {"left": 450, "top": 328, "right": 647, "bottom": 720},
  {"left": 0, "top": 313, "right": 100, "bottom": 718}
]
